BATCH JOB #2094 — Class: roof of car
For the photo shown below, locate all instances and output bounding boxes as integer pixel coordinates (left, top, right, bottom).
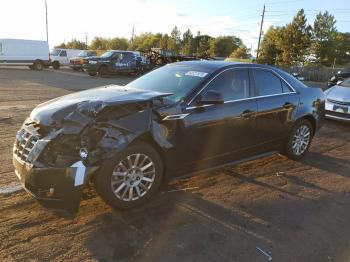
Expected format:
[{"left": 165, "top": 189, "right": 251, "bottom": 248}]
[{"left": 170, "top": 60, "right": 274, "bottom": 71}]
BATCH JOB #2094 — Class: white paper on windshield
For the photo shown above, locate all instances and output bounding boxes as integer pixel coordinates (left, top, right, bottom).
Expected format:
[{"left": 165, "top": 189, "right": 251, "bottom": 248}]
[{"left": 185, "top": 71, "right": 208, "bottom": 77}]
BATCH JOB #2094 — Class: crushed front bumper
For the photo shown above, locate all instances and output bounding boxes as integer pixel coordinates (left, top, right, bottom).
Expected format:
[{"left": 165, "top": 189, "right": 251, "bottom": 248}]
[
  {"left": 13, "top": 155, "right": 98, "bottom": 214},
  {"left": 325, "top": 101, "right": 350, "bottom": 122}
]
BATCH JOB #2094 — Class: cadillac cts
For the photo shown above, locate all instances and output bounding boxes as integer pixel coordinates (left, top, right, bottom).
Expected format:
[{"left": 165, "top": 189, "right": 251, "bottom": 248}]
[{"left": 13, "top": 61, "right": 325, "bottom": 214}]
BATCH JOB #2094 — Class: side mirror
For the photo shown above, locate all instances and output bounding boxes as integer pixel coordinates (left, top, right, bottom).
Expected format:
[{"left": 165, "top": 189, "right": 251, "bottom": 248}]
[{"left": 198, "top": 90, "right": 224, "bottom": 105}]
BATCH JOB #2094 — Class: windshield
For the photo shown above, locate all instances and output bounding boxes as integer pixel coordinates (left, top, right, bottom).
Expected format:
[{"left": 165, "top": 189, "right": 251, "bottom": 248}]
[
  {"left": 78, "top": 50, "right": 95, "bottom": 57},
  {"left": 101, "top": 51, "right": 114, "bottom": 58},
  {"left": 126, "top": 64, "right": 212, "bottom": 103},
  {"left": 50, "top": 49, "right": 61, "bottom": 56},
  {"left": 340, "top": 78, "right": 350, "bottom": 87}
]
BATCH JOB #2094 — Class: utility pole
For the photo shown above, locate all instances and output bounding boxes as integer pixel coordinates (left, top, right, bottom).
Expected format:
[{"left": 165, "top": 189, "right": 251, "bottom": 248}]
[
  {"left": 85, "top": 33, "right": 88, "bottom": 48},
  {"left": 45, "top": 0, "right": 49, "bottom": 45},
  {"left": 131, "top": 26, "right": 135, "bottom": 43},
  {"left": 256, "top": 4, "right": 265, "bottom": 60}
]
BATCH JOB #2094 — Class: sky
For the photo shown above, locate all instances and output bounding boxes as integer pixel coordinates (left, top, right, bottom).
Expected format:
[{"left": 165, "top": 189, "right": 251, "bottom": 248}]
[{"left": 1, "top": 0, "right": 349, "bottom": 56}]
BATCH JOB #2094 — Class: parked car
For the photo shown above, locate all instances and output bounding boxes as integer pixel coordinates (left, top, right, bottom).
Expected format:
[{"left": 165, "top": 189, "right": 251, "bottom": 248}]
[
  {"left": 325, "top": 77, "right": 350, "bottom": 122},
  {"left": 0, "top": 39, "right": 50, "bottom": 70},
  {"left": 83, "top": 50, "right": 147, "bottom": 76},
  {"left": 327, "top": 68, "right": 350, "bottom": 88},
  {"left": 13, "top": 61, "right": 325, "bottom": 214},
  {"left": 69, "top": 50, "right": 105, "bottom": 71},
  {"left": 50, "top": 48, "right": 82, "bottom": 69}
]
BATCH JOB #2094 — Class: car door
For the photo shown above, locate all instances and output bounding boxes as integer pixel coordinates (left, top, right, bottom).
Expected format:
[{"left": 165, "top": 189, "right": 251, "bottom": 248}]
[
  {"left": 174, "top": 68, "right": 258, "bottom": 173},
  {"left": 252, "top": 68, "right": 300, "bottom": 151}
]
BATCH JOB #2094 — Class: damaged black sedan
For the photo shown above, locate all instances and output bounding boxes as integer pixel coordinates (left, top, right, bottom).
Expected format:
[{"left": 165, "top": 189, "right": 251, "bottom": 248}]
[{"left": 13, "top": 61, "right": 325, "bottom": 215}]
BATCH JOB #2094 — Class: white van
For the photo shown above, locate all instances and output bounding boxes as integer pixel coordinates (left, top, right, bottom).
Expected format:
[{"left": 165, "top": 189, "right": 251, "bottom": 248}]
[
  {"left": 0, "top": 39, "right": 50, "bottom": 70},
  {"left": 50, "top": 49, "right": 82, "bottom": 69}
]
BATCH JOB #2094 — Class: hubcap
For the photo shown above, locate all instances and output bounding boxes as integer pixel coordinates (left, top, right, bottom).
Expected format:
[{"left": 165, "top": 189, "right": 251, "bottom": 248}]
[
  {"left": 111, "top": 153, "right": 155, "bottom": 201},
  {"left": 292, "top": 124, "right": 311, "bottom": 156}
]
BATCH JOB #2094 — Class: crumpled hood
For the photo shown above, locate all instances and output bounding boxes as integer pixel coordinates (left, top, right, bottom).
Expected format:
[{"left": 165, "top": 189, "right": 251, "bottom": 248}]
[
  {"left": 325, "top": 85, "right": 350, "bottom": 102},
  {"left": 30, "top": 85, "right": 171, "bottom": 126}
]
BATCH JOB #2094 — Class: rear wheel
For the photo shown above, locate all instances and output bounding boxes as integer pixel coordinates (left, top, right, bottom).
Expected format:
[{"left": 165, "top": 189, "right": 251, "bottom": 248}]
[
  {"left": 52, "top": 61, "right": 60, "bottom": 69},
  {"left": 284, "top": 119, "right": 313, "bottom": 160},
  {"left": 88, "top": 72, "right": 97, "bottom": 76},
  {"left": 33, "top": 61, "right": 43, "bottom": 70},
  {"left": 95, "top": 142, "right": 163, "bottom": 209}
]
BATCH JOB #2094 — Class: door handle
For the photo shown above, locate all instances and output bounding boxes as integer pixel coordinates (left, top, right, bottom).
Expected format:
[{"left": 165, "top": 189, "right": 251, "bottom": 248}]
[
  {"left": 283, "top": 102, "right": 293, "bottom": 109},
  {"left": 240, "top": 110, "right": 255, "bottom": 118}
]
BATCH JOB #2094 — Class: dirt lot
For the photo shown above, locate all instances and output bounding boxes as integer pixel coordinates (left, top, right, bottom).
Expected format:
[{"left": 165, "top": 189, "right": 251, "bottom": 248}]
[{"left": 0, "top": 67, "right": 349, "bottom": 262}]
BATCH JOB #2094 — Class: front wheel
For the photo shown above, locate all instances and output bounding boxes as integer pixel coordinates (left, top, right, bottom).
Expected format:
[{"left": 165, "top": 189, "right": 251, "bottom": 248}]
[
  {"left": 284, "top": 119, "right": 313, "bottom": 160},
  {"left": 98, "top": 66, "right": 108, "bottom": 77},
  {"left": 52, "top": 61, "right": 60, "bottom": 69},
  {"left": 95, "top": 142, "right": 164, "bottom": 209}
]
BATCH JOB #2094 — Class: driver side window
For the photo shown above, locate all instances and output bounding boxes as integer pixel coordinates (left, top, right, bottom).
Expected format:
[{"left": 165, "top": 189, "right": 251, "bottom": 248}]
[{"left": 201, "top": 69, "right": 251, "bottom": 102}]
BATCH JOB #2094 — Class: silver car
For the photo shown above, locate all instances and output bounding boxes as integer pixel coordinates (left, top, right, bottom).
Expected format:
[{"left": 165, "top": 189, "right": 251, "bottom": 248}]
[{"left": 325, "top": 78, "right": 350, "bottom": 122}]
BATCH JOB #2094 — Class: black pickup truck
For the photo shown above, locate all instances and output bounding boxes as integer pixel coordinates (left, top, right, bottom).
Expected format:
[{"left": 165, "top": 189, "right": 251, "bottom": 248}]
[
  {"left": 83, "top": 50, "right": 148, "bottom": 77},
  {"left": 327, "top": 67, "right": 350, "bottom": 87}
]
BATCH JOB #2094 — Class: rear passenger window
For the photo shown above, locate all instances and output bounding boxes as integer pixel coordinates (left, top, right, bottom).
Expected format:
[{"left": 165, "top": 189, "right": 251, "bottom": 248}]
[
  {"left": 253, "top": 70, "right": 285, "bottom": 96},
  {"left": 203, "top": 69, "right": 250, "bottom": 101}
]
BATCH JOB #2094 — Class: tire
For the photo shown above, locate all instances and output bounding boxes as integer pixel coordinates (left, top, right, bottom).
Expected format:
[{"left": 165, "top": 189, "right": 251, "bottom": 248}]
[
  {"left": 28, "top": 65, "right": 34, "bottom": 70},
  {"left": 98, "top": 66, "right": 108, "bottom": 77},
  {"left": 72, "top": 67, "right": 80, "bottom": 71},
  {"left": 95, "top": 142, "right": 164, "bottom": 209},
  {"left": 284, "top": 119, "right": 313, "bottom": 160},
  {"left": 33, "top": 61, "right": 43, "bottom": 70},
  {"left": 88, "top": 72, "right": 97, "bottom": 76},
  {"left": 52, "top": 61, "right": 60, "bottom": 69}
]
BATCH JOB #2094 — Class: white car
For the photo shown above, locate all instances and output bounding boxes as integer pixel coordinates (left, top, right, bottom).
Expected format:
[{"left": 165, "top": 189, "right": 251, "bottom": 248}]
[
  {"left": 325, "top": 78, "right": 350, "bottom": 122},
  {"left": 50, "top": 48, "right": 82, "bottom": 69},
  {"left": 0, "top": 39, "right": 50, "bottom": 70}
]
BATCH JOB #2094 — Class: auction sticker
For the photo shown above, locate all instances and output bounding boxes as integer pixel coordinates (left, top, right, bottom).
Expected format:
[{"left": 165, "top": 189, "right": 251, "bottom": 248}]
[{"left": 185, "top": 71, "right": 208, "bottom": 77}]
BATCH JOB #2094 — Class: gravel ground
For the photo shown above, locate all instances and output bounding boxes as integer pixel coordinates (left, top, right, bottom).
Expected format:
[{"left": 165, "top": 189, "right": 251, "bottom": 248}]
[{"left": 0, "top": 67, "right": 349, "bottom": 262}]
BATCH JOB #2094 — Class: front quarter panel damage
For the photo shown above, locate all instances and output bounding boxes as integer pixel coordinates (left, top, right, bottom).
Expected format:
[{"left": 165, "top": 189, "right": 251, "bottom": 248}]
[{"left": 27, "top": 101, "right": 174, "bottom": 215}]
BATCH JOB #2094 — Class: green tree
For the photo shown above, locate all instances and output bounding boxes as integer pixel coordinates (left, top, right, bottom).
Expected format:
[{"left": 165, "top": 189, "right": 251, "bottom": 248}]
[
  {"left": 333, "top": 32, "right": 350, "bottom": 65},
  {"left": 168, "top": 26, "right": 181, "bottom": 53},
  {"left": 257, "top": 26, "right": 284, "bottom": 65},
  {"left": 278, "top": 9, "right": 312, "bottom": 65},
  {"left": 230, "top": 45, "right": 251, "bottom": 59},
  {"left": 194, "top": 35, "right": 212, "bottom": 57},
  {"left": 181, "top": 29, "right": 194, "bottom": 56},
  {"left": 160, "top": 34, "right": 169, "bottom": 49},
  {"left": 90, "top": 37, "right": 109, "bottom": 50},
  {"left": 209, "top": 36, "right": 242, "bottom": 57},
  {"left": 312, "top": 11, "right": 337, "bottom": 65},
  {"left": 128, "top": 33, "right": 163, "bottom": 51},
  {"left": 55, "top": 38, "right": 87, "bottom": 49},
  {"left": 107, "top": 37, "right": 129, "bottom": 50}
]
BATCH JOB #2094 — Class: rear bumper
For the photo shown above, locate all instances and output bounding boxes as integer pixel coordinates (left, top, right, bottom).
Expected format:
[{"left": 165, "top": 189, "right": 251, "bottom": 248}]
[{"left": 13, "top": 155, "right": 98, "bottom": 214}]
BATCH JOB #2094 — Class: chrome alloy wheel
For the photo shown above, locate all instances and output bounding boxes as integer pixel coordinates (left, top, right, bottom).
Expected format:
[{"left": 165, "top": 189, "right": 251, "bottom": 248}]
[
  {"left": 292, "top": 124, "right": 311, "bottom": 156},
  {"left": 111, "top": 153, "right": 155, "bottom": 201}
]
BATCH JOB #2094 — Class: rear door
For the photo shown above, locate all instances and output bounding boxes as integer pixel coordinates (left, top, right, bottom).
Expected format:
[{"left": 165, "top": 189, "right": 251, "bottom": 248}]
[{"left": 252, "top": 68, "right": 300, "bottom": 151}]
